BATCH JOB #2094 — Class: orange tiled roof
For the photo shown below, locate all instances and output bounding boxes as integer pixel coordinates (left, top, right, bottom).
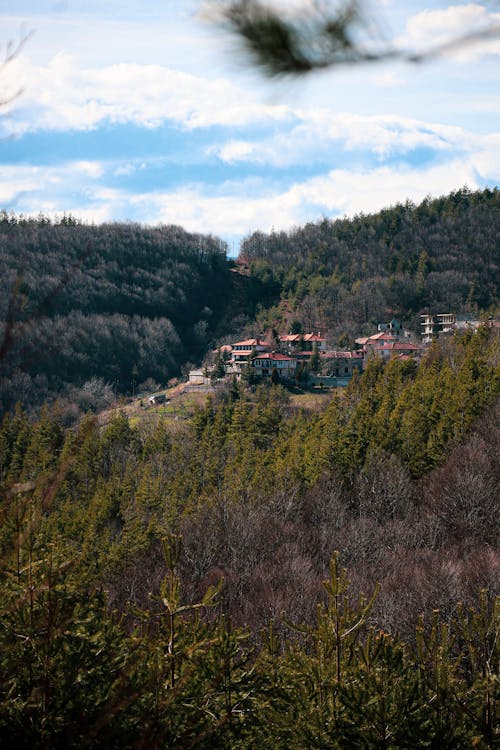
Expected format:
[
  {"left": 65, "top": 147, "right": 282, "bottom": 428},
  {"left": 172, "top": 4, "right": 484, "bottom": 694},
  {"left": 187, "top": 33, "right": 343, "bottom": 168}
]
[
  {"left": 233, "top": 338, "right": 270, "bottom": 347},
  {"left": 303, "top": 333, "right": 326, "bottom": 342},
  {"left": 254, "top": 353, "right": 296, "bottom": 361}
]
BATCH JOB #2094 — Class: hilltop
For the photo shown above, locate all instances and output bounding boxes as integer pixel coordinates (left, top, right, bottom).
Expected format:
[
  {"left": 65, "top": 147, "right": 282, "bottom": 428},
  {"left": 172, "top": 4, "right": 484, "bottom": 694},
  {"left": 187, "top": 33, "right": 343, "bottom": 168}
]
[{"left": 241, "top": 187, "right": 499, "bottom": 343}]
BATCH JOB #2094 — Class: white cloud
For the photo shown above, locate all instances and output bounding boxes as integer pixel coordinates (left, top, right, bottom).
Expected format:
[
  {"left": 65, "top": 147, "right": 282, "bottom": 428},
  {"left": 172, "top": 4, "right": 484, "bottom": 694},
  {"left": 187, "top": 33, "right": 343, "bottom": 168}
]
[
  {"left": 288, "top": 161, "right": 477, "bottom": 218},
  {"left": 210, "top": 111, "right": 477, "bottom": 166},
  {"left": 0, "top": 7, "right": 224, "bottom": 72},
  {"left": 60, "top": 156, "right": 490, "bottom": 238},
  {"left": 73, "top": 160, "right": 104, "bottom": 178},
  {"left": 1, "top": 13, "right": 498, "bottom": 146},
  {"left": 0, "top": 171, "right": 41, "bottom": 204},
  {"left": 208, "top": 140, "right": 255, "bottom": 162},
  {"left": 373, "top": 71, "right": 404, "bottom": 88},
  {"left": 1, "top": 53, "right": 294, "bottom": 135},
  {"left": 470, "top": 133, "right": 500, "bottom": 178},
  {"left": 118, "top": 157, "right": 482, "bottom": 239},
  {"left": 0, "top": 160, "right": 106, "bottom": 207},
  {"left": 399, "top": 3, "right": 500, "bottom": 61},
  {"left": 0, "top": 4, "right": 498, "bottom": 247}
]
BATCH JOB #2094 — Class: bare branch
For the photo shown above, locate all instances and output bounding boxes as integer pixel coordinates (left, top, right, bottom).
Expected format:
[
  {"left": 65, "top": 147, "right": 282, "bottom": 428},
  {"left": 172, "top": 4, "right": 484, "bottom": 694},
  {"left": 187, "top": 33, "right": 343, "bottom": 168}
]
[{"left": 0, "top": 29, "right": 34, "bottom": 107}]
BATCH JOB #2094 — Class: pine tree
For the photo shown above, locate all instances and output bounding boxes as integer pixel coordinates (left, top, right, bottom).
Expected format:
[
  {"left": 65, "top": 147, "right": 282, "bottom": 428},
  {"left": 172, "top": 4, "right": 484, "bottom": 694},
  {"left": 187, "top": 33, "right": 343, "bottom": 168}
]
[{"left": 309, "top": 343, "right": 321, "bottom": 374}]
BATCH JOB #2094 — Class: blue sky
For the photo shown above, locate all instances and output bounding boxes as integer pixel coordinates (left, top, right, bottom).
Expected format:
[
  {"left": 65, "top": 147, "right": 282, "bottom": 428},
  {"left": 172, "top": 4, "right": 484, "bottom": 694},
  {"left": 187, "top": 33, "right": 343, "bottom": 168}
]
[{"left": 0, "top": 1, "right": 499, "bottom": 253}]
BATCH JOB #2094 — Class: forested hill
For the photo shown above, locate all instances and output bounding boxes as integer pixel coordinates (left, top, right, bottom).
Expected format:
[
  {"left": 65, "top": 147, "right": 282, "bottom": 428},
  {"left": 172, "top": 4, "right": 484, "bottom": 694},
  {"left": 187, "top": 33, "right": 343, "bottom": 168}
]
[
  {"left": 0, "top": 217, "right": 265, "bottom": 417},
  {"left": 242, "top": 188, "right": 499, "bottom": 338},
  {"left": 1, "top": 188, "right": 499, "bottom": 417}
]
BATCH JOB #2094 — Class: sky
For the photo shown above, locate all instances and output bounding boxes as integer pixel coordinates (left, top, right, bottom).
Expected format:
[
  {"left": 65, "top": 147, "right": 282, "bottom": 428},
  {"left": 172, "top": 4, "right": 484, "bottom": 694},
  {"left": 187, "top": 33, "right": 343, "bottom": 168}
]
[{"left": 0, "top": 1, "right": 499, "bottom": 253}]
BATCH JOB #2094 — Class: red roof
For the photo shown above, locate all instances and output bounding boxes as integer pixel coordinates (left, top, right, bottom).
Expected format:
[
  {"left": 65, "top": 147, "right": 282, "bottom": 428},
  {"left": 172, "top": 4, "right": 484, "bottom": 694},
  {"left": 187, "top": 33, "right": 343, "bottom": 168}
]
[
  {"left": 375, "top": 342, "right": 421, "bottom": 351},
  {"left": 254, "top": 353, "right": 296, "bottom": 361},
  {"left": 303, "top": 333, "right": 326, "bottom": 342},
  {"left": 322, "top": 351, "right": 363, "bottom": 359},
  {"left": 356, "top": 332, "right": 397, "bottom": 344},
  {"left": 280, "top": 332, "right": 326, "bottom": 342},
  {"left": 233, "top": 338, "right": 270, "bottom": 348},
  {"left": 369, "top": 331, "right": 397, "bottom": 341}
]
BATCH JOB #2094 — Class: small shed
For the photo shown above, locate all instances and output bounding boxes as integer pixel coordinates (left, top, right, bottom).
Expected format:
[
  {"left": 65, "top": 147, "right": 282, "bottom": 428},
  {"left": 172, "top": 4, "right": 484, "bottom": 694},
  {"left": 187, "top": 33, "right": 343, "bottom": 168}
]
[{"left": 188, "top": 369, "right": 211, "bottom": 386}]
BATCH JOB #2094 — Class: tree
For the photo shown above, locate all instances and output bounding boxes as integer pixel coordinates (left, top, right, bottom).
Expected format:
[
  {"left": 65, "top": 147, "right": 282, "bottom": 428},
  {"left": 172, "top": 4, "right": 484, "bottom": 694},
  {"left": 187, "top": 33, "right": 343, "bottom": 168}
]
[
  {"left": 0, "top": 542, "right": 142, "bottom": 748},
  {"left": 309, "top": 343, "right": 321, "bottom": 375},
  {"left": 212, "top": 0, "right": 500, "bottom": 78},
  {"left": 241, "top": 349, "right": 260, "bottom": 386},
  {"left": 211, "top": 350, "right": 227, "bottom": 383},
  {"left": 295, "top": 360, "right": 310, "bottom": 387},
  {"left": 131, "top": 363, "right": 138, "bottom": 397}
]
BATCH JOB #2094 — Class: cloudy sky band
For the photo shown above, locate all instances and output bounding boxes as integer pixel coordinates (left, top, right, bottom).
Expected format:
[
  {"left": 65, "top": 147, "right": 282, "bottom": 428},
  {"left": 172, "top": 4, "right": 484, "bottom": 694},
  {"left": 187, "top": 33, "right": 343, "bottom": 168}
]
[{"left": 0, "top": 1, "right": 499, "bottom": 249}]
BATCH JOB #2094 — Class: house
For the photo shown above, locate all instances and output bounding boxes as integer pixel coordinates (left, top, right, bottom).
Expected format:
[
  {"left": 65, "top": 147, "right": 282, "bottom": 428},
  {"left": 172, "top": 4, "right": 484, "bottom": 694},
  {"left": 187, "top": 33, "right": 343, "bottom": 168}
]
[
  {"left": 420, "top": 313, "right": 457, "bottom": 343},
  {"left": 370, "top": 341, "right": 422, "bottom": 361},
  {"left": 320, "top": 351, "right": 364, "bottom": 377},
  {"left": 420, "top": 314, "right": 435, "bottom": 344},
  {"left": 355, "top": 328, "right": 422, "bottom": 366},
  {"left": 232, "top": 338, "right": 270, "bottom": 353},
  {"left": 421, "top": 313, "right": 492, "bottom": 343},
  {"left": 252, "top": 352, "right": 297, "bottom": 378},
  {"left": 302, "top": 333, "right": 327, "bottom": 351},
  {"left": 230, "top": 338, "right": 271, "bottom": 373},
  {"left": 355, "top": 330, "right": 397, "bottom": 354},
  {"left": 420, "top": 313, "right": 457, "bottom": 344},
  {"left": 216, "top": 320, "right": 424, "bottom": 387},
  {"left": 377, "top": 318, "right": 404, "bottom": 335},
  {"left": 279, "top": 332, "right": 327, "bottom": 355}
]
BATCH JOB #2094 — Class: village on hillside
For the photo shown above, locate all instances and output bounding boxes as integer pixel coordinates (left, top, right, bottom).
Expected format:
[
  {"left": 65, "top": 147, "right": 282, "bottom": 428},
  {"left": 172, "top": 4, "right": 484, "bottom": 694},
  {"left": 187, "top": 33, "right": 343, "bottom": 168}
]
[{"left": 186, "top": 312, "right": 492, "bottom": 391}]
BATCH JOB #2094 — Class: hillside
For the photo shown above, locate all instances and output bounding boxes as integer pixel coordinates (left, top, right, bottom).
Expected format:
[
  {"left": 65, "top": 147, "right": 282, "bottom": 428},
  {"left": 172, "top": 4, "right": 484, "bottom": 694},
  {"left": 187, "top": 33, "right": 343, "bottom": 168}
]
[
  {"left": 0, "top": 326, "right": 498, "bottom": 747},
  {"left": 242, "top": 187, "right": 499, "bottom": 340},
  {"left": 0, "top": 217, "right": 267, "bottom": 418}
]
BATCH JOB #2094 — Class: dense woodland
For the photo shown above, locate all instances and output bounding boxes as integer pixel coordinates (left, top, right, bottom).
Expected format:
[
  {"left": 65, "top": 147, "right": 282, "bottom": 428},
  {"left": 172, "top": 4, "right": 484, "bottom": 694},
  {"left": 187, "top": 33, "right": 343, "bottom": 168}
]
[
  {"left": 241, "top": 188, "right": 499, "bottom": 340},
  {"left": 0, "top": 216, "right": 269, "bottom": 418},
  {"left": 0, "top": 327, "right": 498, "bottom": 747}
]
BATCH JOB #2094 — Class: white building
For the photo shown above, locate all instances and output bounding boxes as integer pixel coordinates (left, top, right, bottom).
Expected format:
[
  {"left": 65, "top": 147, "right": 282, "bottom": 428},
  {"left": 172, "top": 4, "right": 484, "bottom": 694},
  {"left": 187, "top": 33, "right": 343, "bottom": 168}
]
[{"left": 252, "top": 352, "right": 297, "bottom": 378}]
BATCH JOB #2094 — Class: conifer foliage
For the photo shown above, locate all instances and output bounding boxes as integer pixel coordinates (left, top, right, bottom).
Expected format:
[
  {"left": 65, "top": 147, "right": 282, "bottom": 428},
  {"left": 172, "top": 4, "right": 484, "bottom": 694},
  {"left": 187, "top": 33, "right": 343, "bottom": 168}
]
[{"left": 0, "top": 328, "right": 498, "bottom": 747}]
